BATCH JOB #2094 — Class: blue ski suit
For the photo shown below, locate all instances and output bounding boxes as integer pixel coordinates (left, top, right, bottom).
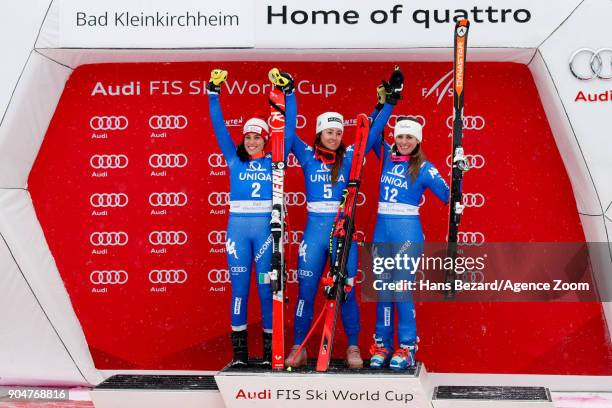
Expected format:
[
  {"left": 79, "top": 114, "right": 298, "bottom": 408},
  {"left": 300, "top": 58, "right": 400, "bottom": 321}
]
[
  {"left": 286, "top": 92, "right": 394, "bottom": 346},
  {"left": 371, "top": 137, "right": 450, "bottom": 348},
  {"left": 208, "top": 92, "right": 292, "bottom": 333}
]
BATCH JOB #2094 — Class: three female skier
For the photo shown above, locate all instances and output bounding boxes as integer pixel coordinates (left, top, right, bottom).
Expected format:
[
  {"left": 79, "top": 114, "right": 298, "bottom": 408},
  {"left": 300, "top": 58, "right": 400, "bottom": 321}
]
[{"left": 208, "top": 65, "right": 448, "bottom": 371}]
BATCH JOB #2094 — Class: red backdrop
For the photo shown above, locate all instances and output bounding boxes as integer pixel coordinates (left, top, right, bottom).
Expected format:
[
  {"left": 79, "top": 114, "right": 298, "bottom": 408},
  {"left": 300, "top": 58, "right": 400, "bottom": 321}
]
[{"left": 28, "top": 61, "right": 612, "bottom": 374}]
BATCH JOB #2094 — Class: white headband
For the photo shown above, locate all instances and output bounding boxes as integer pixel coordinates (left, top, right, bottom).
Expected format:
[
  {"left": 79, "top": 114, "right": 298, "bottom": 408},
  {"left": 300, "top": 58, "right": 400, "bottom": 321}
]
[{"left": 316, "top": 112, "right": 344, "bottom": 134}]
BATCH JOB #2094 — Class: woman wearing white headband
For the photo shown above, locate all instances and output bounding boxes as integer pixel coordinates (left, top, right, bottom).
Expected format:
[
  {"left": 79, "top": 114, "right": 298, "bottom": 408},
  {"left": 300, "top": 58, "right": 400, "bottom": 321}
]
[
  {"left": 270, "top": 67, "right": 403, "bottom": 369},
  {"left": 369, "top": 116, "right": 450, "bottom": 370},
  {"left": 207, "top": 69, "right": 292, "bottom": 368}
]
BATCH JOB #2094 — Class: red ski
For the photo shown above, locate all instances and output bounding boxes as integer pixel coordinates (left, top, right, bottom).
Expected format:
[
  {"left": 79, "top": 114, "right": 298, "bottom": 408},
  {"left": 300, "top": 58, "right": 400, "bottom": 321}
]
[
  {"left": 268, "top": 89, "right": 287, "bottom": 369},
  {"left": 316, "top": 113, "right": 370, "bottom": 372}
]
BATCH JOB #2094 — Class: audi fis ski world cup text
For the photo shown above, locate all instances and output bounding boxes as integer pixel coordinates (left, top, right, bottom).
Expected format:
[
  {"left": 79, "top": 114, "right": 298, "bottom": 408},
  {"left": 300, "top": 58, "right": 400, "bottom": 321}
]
[
  {"left": 235, "top": 387, "right": 414, "bottom": 404},
  {"left": 90, "top": 80, "right": 336, "bottom": 98}
]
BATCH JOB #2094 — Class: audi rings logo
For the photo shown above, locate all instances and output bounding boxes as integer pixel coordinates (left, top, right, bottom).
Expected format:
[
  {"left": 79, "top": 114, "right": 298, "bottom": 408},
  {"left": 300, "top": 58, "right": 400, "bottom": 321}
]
[
  {"left": 149, "top": 192, "right": 188, "bottom": 207},
  {"left": 90, "top": 232, "right": 128, "bottom": 246},
  {"left": 357, "top": 192, "right": 366, "bottom": 206},
  {"left": 208, "top": 192, "right": 230, "bottom": 206},
  {"left": 90, "top": 154, "right": 128, "bottom": 169},
  {"left": 388, "top": 114, "right": 426, "bottom": 128},
  {"left": 285, "top": 192, "right": 307, "bottom": 206},
  {"left": 208, "top": 230, "right": 227, "bottom": 245},
  {"left": 284, "top": 230, "right": 304, "bottom": 245},
  {"left": 90, "top": 193, "right": 128, "bottom": 208},
  {"left": 457, "top": 231, "right": 485, "bottom": 246},
  {"left": 149, "top": 231, "right": 188, "bottom": 246},
  {"left": 446, "top": 115, "right": 485, "bottom": 130},
  {"left": 446, "top": 154, "right": 485, "bottom": 169},
  {"left": 208, "top": 269, "right": 230, "bottom": 284},
  {"left": 149, "top": 154, "right": 188, "bottom": 168},
  {"left": 569, "top": 48, "right": 612, "bottom": 80},
  {"left": 90, "top": 270, "right": 128, "bottom": 285},
  {"left": 149, "top": 115, "right": 188, "bottom": 129},
  {"left": 287, "top": 154, "right": 300, "bottom": 168},
  {"left": 149, "top": 269, "right": 188, "bottom": 284},
  {"left": 208, "top": 153, "right": 227, "bottom": 168},
  {"left": 356, "top": 268, "right": 366, "bottom": 284},
  {"left": 287, "top": 269, "right": 300, "bottom": 284},
  {"left": 90, "top": 116, "right": 128, "bottom": 131},
  {"left": 462, "top": 193, "right": 485, "bottom": 208}
]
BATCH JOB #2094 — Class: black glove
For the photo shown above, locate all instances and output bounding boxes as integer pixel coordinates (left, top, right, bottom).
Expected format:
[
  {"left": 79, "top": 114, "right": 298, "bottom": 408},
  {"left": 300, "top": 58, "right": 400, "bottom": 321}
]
[
  {"left": 268, "top": 68, "right": 295, "bottom": 95},
  {"left": 384, "top": 65, "right": 404, "bottom": 105},
  {"left": 207, "top": 69, "right": 228, "bottom": 94}
]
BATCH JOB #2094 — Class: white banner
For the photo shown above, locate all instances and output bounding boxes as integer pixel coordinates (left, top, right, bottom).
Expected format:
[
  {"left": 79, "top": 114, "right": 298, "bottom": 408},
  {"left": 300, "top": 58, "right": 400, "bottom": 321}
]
[
  {"left": 56, "top": 0, "right": 582, "bottom": 49},
  {"left": 59, "top": 0, "right": 255, "bottom": 47},
  {"left": 255, "top": 0, "right": 581, "bottom": 48}
]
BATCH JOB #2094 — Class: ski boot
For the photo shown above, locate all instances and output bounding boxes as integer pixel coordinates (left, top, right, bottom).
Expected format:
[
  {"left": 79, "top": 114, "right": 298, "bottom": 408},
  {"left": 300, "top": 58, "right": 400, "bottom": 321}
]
[
  {"left": 285, "top": 344, "right": 307, "bottom": 368},
  {"left": 369, "top": 336, "right": 392, "bottom": 369},
  {"left": 346, "top": 345, "right": 363, "bottom": 369},
  {"left": 230, "top": 330, "right": 248, "bottom": 368},
  {"left": 260, "top": 331, "right": 272, "bottom": 368},
  {"left": 389, "top": 344, "right": 416, "bottom": 371}
]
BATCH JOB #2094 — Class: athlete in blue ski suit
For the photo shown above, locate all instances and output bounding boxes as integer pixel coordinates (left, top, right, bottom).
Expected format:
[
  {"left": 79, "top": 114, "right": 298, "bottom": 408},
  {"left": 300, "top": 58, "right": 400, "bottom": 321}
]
[
  {"left": 207, "top": 69, "right": 293, "bottom": 368},
  {"left": 280, "top": 74, "right": 398, "bottom": 368},
  {"left": 369, "top": 116, "right": 450, "bottom": 370}
]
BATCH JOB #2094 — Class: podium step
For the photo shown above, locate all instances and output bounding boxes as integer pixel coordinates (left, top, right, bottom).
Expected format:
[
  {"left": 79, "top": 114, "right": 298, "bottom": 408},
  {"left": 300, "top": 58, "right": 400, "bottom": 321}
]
[
  {"left": 432, "top": 385, "right": 554, "bottom": 408},
  {"left": 221, "top": 358, "right": 419, "bottom": 376},
  {"left": 90, "top": 375, "right": 224, "bottom": 408},
  {"left": 95, "top": 374, "right": 219, "bottom": 390},
  {"left": 216, "top": 361, "right": 432, "bottom": 407}
]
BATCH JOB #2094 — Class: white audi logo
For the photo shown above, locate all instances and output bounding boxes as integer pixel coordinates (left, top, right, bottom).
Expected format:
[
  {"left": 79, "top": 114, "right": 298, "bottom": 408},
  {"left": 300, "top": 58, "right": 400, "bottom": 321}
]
[
  {"left": 208, "top": 230, "right": 227, "bottom": 245},
  {"left": 208, "top": 269, "right": 230, "bottom": 284},
  {"left": 446, "top": 115, "right": 485, "bottom": 130},
  {"left": 284, "top": 230, "right": 304, "bottom": 245},
  {"left": 208, "top": 153, "right": 228, "bottom": 168},
  {"left": 285, "top": 192, "right": 307, "bottom": 206},
  {"left": 90, "top": 270, "right": 128, "bottom": 285},
  {"left": 569, "top": 48, "right": 612, "bottom": 80},
  {"left": 149, "top": 115, "right": 188, "bottom": 129},
  {"left": 287, "top": 269, "right": 300, "bottom": 283},
  {"left": 90, "top": 154, "right": 128, "bottom": 169},
  {"left": 462, "top": 193, "right": 485, "bottom": 208},
  {"left": 149, "top": 154, "right": 188, "bottom": 168},
  {"left": 90, "top": 116, "right": 128, "bottom": 131},
  {"left": 208, "top": 192, "right": 230, "bottom": 206},
  {"left": 149, "top": 192, "right": 188, "bottom": 207},
  {"left": 357, "top": 192, "right": 366, "bottom": 206},
  {"left": 287, "top": 154, "right": 300, "bottom": 168},
  {"left": 149, "top": 231, "right": 188, "bottom": 245},
  {"left": 457, "top": 231, "right": 485, "bottom": 246},
  {"left": 356, "top": 268, "right": 366, "bottom": 284},
  {"left": 387, "top": 114, "right": 426, "bottom": 128},
  {"left": 149, "top": 269, "right": 188, "bottom": 284},
  {"left": 90, "top": 232, "right": 128, "bottom": 246},
  {"left": 90, "top": 193, "right": 128, "bottom": 208},
  {"left": 458, "top": 270, "right": 485, "bottom": 285},
  {"left": 446, "top": 154, "right": 485, "bottom": 169}
]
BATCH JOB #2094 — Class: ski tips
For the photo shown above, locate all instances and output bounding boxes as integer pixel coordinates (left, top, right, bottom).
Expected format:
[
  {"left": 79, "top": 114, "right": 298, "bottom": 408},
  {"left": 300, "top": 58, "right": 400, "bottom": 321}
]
[{"left": 455, "top": 19, "right": 470, "bottom": 36}]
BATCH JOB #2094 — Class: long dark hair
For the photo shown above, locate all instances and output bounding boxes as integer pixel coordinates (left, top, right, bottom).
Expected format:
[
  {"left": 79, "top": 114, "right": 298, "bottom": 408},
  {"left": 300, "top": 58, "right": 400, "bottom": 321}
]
[
  {"left": 314, "top": 132, "right": 346, "bottom": 184},
  {"left": 236, "top": 143, "right": 249, "bottom": 162}
]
